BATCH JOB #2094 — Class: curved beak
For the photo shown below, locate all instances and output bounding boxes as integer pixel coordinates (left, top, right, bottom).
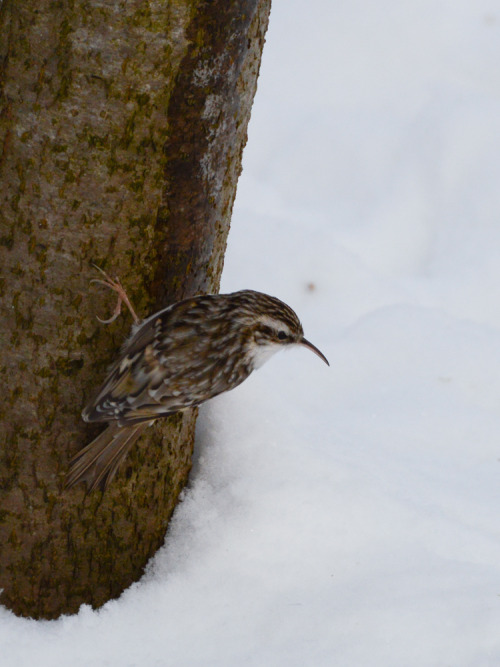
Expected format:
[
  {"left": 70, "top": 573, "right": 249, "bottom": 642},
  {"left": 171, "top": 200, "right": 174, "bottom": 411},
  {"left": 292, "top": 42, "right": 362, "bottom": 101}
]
[{"left": 300, "top": 337, "right": 330, "bottom": 366}]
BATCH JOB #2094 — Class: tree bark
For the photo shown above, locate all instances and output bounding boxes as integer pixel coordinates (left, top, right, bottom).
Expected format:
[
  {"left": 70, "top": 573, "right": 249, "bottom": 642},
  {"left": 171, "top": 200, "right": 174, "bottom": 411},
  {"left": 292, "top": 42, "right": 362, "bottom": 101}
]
[{"left": 0, "top": 0, "right": 271, "bottom": 619}]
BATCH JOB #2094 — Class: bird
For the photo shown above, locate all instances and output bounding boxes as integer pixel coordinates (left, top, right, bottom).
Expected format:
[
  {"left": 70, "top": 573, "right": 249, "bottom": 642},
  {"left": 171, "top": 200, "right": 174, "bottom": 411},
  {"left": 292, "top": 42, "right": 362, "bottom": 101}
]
[{"left": 66, "top": 268, "right": 329, "bottom": 492}]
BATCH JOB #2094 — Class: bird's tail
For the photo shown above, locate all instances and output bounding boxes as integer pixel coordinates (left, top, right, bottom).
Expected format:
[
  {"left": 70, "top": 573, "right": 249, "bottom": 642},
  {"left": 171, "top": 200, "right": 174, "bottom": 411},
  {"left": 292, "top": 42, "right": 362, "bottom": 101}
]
[{"left": 66, "top": 422, "right": 149, "bottom": 492}]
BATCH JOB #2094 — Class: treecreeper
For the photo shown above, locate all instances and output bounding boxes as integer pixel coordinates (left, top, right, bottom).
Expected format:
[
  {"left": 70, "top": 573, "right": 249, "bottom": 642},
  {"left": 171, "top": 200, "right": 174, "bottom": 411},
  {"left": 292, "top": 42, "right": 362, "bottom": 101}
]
[{"left": 66, "top": 268, "right": 329, "bottom": 491}]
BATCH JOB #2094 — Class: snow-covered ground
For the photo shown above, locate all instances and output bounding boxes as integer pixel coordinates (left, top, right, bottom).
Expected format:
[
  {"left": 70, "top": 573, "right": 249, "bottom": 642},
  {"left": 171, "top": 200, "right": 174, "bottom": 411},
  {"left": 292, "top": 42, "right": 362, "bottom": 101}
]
[{"left": 3, "top": 1, "right": 500, "bottom": 664}]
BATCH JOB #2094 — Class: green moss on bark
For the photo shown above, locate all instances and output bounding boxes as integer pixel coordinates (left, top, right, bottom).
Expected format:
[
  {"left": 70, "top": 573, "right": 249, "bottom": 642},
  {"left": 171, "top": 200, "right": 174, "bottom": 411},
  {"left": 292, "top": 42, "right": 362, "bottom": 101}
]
[{"left": 0, "top": 0, "right": 271, "bottom": 619}]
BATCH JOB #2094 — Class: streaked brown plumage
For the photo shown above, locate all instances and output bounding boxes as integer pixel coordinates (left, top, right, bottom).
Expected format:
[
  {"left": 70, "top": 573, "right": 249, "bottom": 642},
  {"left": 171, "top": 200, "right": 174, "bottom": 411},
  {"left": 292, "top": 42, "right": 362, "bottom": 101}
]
[{"left": 66, "top": 272, "right": 329, "bottom": 491}]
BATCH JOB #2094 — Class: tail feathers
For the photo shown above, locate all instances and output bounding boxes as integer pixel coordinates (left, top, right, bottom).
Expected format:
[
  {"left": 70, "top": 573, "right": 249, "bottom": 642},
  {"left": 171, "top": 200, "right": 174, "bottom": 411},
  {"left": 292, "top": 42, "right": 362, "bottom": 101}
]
[{"left": 66, "top": 422, "right": 149, "bottom": 492}]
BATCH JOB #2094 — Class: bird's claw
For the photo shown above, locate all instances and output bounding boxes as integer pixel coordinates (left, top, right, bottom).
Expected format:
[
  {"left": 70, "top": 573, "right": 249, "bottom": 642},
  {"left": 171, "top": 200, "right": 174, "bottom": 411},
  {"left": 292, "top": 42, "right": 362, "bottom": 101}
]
[{"left": 91, "top": 265, "right": 140, "bottom": 325}]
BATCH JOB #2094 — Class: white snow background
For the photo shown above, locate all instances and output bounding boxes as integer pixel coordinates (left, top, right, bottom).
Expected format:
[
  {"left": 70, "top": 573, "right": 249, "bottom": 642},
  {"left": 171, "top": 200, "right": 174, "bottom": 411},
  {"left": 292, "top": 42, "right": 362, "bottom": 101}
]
[{"left": 3, "top": 1, "right": 500, "bottom": 665}]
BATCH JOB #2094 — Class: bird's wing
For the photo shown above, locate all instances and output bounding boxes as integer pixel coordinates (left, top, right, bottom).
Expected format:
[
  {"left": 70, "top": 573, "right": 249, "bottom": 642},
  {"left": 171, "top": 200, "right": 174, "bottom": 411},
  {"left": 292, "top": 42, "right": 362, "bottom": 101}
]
[
  {"left": 83, "top": 309, "right": 195, "bottom": 425},
  {"left": 82, "top": 295, "right": 244, "bottom": 426}
]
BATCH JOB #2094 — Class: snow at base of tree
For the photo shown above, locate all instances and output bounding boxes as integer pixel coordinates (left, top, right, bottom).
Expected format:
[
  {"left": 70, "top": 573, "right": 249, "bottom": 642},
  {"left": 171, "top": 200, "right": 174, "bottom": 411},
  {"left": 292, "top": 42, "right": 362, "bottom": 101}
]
[{"left": 3, "top": 1, "right": 500, "bottom": 665}]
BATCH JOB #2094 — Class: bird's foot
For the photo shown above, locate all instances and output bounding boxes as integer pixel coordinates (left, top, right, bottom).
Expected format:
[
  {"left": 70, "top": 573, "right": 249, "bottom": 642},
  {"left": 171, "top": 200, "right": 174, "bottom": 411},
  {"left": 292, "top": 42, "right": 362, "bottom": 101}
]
[{"left": 91, "top": 265, "right": 141, "bottom": 325}]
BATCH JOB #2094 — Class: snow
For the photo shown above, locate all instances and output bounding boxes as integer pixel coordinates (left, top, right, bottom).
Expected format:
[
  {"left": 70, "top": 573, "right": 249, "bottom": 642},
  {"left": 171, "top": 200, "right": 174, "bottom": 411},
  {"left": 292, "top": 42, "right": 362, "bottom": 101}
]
[{"left": 3, "top": 0, "right": 500, "bottom": 664}]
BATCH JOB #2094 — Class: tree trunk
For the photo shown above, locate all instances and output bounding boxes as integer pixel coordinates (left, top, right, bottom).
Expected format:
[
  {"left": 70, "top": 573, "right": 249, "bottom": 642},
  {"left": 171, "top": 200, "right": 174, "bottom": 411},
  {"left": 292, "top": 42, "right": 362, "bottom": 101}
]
[{"left": 0, "top": 0, "right": 271, "bottom": 619}]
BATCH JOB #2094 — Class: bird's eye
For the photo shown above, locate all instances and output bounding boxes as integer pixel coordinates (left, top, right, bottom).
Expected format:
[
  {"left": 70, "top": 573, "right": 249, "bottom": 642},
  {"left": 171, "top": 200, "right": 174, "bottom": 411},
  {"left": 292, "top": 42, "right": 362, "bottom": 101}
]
[{"left": 277, "top": 331, "right": 287, "bottom": 340}]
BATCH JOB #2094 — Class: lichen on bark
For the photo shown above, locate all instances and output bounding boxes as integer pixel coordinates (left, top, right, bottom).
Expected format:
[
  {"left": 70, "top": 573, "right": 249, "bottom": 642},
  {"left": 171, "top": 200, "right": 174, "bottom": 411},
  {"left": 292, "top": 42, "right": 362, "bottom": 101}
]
[{"left": 0, "top": 0, "right": 271, "bottom": 619}]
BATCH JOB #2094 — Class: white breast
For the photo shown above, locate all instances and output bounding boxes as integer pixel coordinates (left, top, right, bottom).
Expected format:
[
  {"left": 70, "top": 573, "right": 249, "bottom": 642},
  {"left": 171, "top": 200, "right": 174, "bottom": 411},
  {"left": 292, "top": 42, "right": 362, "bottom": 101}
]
[{"left": 250, "top": 342, "right": 282, "bottom": 369}]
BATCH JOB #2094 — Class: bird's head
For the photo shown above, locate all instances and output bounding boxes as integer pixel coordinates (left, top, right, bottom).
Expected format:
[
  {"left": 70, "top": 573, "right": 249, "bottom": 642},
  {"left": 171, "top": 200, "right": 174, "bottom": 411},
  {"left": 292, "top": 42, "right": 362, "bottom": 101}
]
[{"left": 233, "top": 290, "right": 329, "bottom": 369}]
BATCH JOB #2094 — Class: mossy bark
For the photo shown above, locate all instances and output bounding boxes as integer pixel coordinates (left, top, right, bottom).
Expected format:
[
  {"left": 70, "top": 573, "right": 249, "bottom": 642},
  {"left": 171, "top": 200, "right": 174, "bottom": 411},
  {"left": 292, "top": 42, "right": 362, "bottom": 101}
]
[{"left": 0, "top": 0, "right": 271, "bottom": 619}]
